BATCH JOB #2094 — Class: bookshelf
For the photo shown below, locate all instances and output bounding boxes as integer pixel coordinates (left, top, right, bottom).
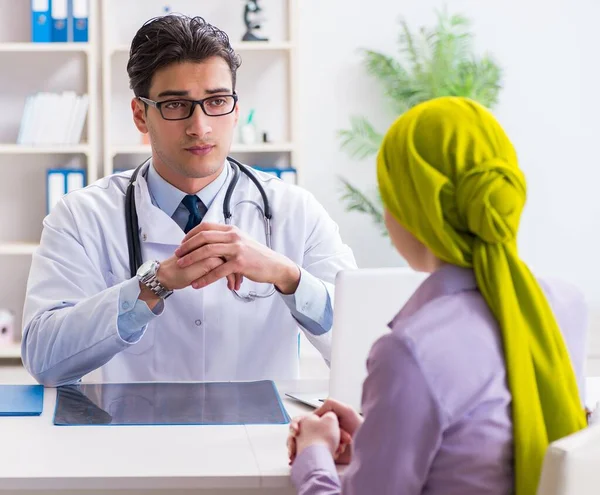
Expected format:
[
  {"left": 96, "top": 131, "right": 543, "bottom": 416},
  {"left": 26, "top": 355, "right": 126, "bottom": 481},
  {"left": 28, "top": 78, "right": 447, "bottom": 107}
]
[
  {"left": 0, "top": 42, "right": 91, "bottom": 53},
  {"left": 0, "top": 0, "right": 99, "bottom": 356},
  {"left": 0, "top": 144, "right": 91, "bottom": 155}
]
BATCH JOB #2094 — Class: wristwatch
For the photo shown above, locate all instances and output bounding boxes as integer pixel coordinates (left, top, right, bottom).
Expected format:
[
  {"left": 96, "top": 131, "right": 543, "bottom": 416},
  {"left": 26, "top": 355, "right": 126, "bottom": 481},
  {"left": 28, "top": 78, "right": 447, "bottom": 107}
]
[{"left": 136, "top": 260, "right": 173, "bottom": 299}]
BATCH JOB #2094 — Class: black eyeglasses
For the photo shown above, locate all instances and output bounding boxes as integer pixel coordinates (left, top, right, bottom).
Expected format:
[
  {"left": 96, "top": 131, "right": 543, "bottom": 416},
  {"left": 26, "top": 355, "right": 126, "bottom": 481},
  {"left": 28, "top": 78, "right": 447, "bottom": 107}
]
[{"left": 138, "top": 93, "right": 238, "bottom": 120}]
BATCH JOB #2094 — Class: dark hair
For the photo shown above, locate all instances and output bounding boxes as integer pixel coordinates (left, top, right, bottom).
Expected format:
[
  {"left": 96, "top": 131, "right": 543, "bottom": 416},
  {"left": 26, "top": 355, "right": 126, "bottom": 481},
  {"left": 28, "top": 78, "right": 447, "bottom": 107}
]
[{"left": 127, "top": 14, "right": 242, "bottom": 98}]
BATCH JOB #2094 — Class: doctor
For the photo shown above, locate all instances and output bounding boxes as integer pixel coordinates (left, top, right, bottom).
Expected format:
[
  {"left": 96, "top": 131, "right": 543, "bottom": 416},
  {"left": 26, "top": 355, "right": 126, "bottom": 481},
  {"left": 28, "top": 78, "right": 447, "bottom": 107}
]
[{"left": 22, "top": 14, "right": 356, "bottom": 387}]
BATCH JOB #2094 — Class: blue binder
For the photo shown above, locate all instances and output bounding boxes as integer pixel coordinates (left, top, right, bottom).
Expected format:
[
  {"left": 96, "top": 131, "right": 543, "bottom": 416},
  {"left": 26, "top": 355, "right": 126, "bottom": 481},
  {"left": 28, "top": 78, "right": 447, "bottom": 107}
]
[
  {"left": 0, "top": 385, "right": 44, "bottom": 416},
  {"left": 31, "top": 0, "right": 52, "bottom": 42},
  {"left": 51, "top": 0, "right": 68, "bottom": 42},
  {"left": 252, "top": 166, "right": 297, "bottom": 184},
  {"left": 46, "top": 168, "right": 87, "bottom": 213},
  {"left": 71, "top": 0, "right": 88, "bottom": 42}
]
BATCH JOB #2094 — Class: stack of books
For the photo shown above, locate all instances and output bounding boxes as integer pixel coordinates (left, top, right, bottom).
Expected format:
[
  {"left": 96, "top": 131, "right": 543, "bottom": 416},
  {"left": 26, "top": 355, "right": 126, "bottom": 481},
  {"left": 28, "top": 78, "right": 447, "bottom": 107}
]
[{"left": 17, "top": 92, "right": 89, "bottom": 146}]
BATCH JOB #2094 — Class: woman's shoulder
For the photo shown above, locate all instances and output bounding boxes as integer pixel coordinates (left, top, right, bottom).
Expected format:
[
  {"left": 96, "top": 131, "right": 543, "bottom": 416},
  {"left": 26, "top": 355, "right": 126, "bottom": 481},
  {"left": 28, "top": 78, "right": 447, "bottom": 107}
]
[
  {"left": 388, "top": 288, "right": 500, "bottom": 361},
  {"left": 373, "top": 289, "right": 506, "bottom": 419}
]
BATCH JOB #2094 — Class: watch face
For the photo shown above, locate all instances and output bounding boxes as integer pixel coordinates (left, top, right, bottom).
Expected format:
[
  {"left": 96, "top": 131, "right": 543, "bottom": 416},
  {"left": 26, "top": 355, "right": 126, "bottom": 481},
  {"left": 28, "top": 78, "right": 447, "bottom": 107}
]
[{"left": 137, "top": 260, "right": 156, "bottom": 277}]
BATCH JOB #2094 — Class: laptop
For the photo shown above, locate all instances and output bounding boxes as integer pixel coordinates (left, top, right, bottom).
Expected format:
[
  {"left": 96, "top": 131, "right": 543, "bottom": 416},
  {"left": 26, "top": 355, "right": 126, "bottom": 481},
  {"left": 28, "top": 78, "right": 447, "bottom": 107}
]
[{"left": 287, "top": 267, "right": 428, "bottom": 411}]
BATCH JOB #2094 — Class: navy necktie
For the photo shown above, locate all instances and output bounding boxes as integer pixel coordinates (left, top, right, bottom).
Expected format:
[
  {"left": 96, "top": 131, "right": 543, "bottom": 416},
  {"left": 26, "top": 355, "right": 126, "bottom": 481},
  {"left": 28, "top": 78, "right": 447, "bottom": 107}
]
[{"left": 181, "top": 195, "right": 206, "bottom": 234}]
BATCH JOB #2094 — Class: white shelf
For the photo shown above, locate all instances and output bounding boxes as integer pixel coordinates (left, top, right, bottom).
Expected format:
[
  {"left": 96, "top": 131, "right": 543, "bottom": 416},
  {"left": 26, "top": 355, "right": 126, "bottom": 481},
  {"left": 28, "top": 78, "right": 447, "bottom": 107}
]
[
  {"left": 232, "top": 143, "right": 295, "bottom": 153},
  {"left": 110, "top": 144, "right": 150, "bottom": 156},
  {"left": 111, "top": 143, "right": 294, "bottom": 157},
  {"left": 110, "top": 41, "right": 293, "bottom": 55},
  {"left": 0, "top": 344, "right": 21, "bottom": 360},
  {"left": 0, "top": 144, "right": 90, "bottom": 155},
  {"left": 0, "top": 243, "right": 38, "bottom": 255},
  {"left": 0, "top": 42, "right": 90, "bottom": 53},
  {"left": 232, "top": 41, "right": 294, "bottom": 51}
]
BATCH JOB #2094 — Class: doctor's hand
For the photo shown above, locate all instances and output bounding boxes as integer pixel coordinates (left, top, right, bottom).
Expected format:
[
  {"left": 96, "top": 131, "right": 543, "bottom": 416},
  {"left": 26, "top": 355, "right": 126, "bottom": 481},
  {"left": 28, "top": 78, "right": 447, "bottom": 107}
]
[
  {"left": 156, "top": 255, "right": 240, "bottom": 292},
  {"left": 174, "top": 223, "right": 301, "bottom": 294},
  {"left": 139, "top": 255, "right": 240, "bottom": 309}
]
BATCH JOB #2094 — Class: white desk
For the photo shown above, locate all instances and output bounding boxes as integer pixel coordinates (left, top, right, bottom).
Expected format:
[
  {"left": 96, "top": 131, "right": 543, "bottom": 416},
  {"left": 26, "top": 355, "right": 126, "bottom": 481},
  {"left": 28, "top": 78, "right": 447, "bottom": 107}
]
[{"left": 0, "top": 380, "right": 325, "bottom": 495}]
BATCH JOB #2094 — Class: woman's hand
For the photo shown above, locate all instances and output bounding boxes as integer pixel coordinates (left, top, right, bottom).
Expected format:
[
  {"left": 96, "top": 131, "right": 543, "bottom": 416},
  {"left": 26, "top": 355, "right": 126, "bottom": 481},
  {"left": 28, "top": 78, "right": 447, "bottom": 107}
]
[{"left": 287, "top": 412, "right": 353, "bottom": 465}]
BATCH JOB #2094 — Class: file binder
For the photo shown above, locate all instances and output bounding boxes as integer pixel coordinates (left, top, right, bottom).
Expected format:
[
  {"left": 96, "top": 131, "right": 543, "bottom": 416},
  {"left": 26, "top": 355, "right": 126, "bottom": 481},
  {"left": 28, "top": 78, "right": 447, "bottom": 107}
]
[
  {"left": 31, "top": 0, "right": 52, "bottom": 42},
  {"left": 71, "top": 0, "right": 88, "bottom": 42},
  {"left": 253, "top": 166, "right": 297, "bottom": 184},
  {"left": 0, "top": 385, "right": 43, "bottom": 416},
  {"left": 51, "top": 0, "right": 68, "bottom": 42},
  {"left": 66, "top": 169, "right": 85, "bottom": 192},
  {"left": 279, "top": 168, "right": 298, "bottom": 184},
  {"left": 47, "top": 169, "right": 66, "bottom": 212},
  {"left": 46, "top": 169, "right": 86, "bottom": 213}
]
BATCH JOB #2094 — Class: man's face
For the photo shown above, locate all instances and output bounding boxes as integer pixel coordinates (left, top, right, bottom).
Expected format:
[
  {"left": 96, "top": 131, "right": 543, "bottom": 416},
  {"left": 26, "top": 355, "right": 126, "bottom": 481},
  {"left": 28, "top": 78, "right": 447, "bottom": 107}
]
[{"left": 133, "top": 57, "right": 239, "bottom": 180}]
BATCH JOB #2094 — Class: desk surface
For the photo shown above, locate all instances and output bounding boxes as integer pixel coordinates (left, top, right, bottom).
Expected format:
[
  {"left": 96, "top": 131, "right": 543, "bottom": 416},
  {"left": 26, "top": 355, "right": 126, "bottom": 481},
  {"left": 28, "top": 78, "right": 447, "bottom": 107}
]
[{"left": 0, "top": 380, "right": 325, "bottom": 492}]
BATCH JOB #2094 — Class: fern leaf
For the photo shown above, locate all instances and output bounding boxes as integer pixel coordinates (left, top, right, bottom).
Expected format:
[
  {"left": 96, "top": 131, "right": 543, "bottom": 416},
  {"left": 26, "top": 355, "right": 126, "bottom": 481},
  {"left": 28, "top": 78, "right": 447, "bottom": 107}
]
[
  {"left": 338, "top": 177, "right": 388, "bottom": 236},
  {"left": 399, "top": 19, "right": 424, "bottom": 78},
  {"left": 447, "top": 56, "right": 502, "bottom": 107},
  {"left": 337, "top": 117, "right": 383, "bottom": 160},
  {"left": 431, "top": 10, "right": 473, "bottom": 92},
  {"left": 361, "top": 49, "right": 411, "bottom": 106}
]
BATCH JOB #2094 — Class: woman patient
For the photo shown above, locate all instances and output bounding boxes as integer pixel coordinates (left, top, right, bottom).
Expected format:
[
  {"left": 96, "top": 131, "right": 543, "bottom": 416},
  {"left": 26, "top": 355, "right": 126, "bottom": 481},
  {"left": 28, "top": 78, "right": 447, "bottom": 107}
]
[{"left": 287, "top": 97, "right": 588, "bottom": 494}]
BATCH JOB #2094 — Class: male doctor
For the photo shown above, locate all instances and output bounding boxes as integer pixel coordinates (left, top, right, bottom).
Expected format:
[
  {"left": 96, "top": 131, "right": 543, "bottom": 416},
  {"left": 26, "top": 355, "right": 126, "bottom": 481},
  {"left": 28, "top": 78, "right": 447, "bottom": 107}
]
[{"left": 22, "top": 14, "right": 356, "bottom": 386}]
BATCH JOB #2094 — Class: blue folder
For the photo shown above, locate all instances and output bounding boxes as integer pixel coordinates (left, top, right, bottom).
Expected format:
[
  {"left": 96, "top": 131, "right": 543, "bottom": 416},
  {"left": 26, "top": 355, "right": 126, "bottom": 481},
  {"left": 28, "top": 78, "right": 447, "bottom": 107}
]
[
  {"left": 71, "top": 0, "right": 89, "bottom": 42},
  {"left": 51, "top": 0, "right": 68, "bottom": 42},
  {"left": 54, "top": 381, "right": 290, "bottom": 426},
  {"left": 31, "top": 0, "right": 52, "bottom": 43},
  {"left": 0, "top": 385, "right": 44, "bottom": 416}
]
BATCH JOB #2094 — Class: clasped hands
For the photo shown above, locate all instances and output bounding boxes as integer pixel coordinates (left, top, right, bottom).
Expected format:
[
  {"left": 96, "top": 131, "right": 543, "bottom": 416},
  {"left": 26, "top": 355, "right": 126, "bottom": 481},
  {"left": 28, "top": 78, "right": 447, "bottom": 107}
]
[
  {"left": 287, "top": 399, "right": 364, "bottom": 466},
  {"left": 157, "top": 222, "right": 301, "bottom": 295}
]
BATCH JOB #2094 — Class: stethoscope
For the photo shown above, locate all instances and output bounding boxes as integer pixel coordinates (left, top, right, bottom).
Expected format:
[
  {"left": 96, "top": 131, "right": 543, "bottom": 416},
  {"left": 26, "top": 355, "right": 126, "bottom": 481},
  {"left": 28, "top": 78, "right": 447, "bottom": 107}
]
[{"left": 125, "top": 156, "right": 276, "bottom": 302}]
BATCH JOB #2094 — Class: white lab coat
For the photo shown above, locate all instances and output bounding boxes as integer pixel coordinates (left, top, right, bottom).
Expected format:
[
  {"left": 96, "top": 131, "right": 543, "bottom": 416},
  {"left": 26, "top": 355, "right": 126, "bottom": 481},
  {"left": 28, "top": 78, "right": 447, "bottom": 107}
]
[{"left": 22, "top": 162, "right": 356, "bottom": 386}]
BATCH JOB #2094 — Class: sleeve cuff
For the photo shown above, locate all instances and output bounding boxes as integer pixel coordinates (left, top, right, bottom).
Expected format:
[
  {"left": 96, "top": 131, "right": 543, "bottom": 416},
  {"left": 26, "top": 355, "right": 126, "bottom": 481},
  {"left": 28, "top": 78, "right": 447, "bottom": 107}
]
[
  {"left": 291, "top": 444, "right": 340, "bottom": 489},
  {"left": 279, "top": 268, "right": 332, "bottom": 336},
  {"left": 117, "top": 277, "right": 164, "bottom": 343}
]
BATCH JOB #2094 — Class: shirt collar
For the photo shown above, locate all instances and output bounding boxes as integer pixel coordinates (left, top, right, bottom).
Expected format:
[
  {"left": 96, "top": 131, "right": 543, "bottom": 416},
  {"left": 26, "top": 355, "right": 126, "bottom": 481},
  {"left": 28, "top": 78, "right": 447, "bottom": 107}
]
[{"left": 146, "top": 159, "right": 230, "bottom": 217}]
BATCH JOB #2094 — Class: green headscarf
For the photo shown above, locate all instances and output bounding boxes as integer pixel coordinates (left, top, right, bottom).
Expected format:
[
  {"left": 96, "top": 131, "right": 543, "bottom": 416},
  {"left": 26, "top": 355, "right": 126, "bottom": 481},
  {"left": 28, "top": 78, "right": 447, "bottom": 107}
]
[{"left": 377, "top": 97, "right": 586, "bottom": 494}]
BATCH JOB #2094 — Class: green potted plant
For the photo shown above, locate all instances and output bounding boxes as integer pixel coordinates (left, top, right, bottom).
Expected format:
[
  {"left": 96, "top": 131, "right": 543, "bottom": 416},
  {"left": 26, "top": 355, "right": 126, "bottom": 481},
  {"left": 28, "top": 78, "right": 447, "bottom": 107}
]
[{"left": 338, "top": 9, "right": 502, "bottom": 234}]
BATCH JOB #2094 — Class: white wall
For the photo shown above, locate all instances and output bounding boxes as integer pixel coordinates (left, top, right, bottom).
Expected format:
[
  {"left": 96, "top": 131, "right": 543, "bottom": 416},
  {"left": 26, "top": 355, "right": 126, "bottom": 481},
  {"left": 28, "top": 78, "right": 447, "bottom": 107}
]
[{"left": 298, "top": 0, "right": 600, "bottom": 303}]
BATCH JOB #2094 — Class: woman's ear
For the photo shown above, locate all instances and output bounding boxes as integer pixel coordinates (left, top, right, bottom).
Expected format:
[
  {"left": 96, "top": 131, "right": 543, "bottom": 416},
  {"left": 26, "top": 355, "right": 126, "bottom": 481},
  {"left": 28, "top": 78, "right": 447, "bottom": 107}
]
[{"left": 384, "top": 209, "right": 440, "bottom": 273}]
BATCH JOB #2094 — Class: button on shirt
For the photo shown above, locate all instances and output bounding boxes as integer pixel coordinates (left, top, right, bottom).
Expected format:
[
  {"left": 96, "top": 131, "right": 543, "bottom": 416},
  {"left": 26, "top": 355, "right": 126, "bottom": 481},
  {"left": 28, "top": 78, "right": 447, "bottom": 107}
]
[{"left": 117, "top": 161, "right": 333, "bottom": 342}]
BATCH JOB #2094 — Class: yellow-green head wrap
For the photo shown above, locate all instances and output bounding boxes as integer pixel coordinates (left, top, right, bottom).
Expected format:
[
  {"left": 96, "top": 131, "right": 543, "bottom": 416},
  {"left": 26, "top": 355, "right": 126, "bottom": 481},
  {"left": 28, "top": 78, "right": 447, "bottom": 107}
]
[{"left": 377, "top": 96, "right": 586, "bottom": 494}]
